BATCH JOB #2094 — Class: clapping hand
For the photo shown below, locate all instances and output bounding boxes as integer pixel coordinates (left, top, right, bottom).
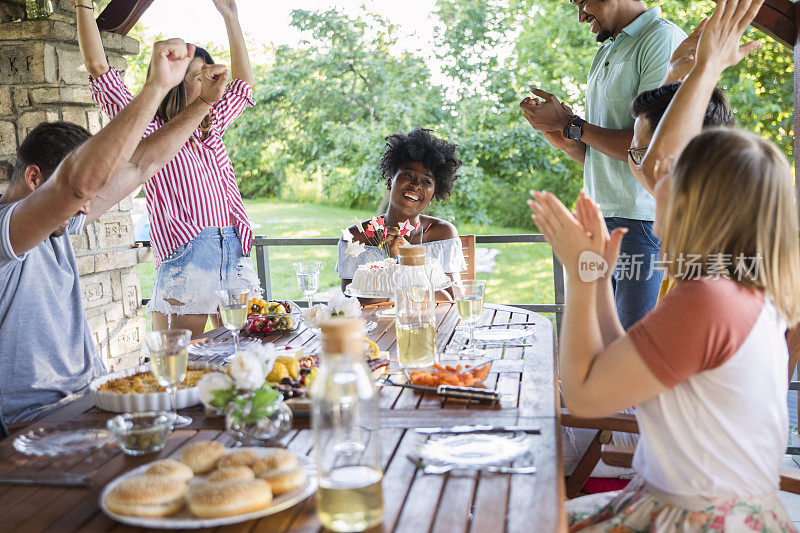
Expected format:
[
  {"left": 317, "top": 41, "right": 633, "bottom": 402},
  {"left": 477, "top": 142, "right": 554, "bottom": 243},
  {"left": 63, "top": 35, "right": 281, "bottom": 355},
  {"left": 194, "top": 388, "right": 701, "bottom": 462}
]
[
  {"left": 148, "top": 39, "right": 195, "bottom": 92},
  {"left": 528, "top": 190, "right": 626, "bottom": 280},
  {"left": 199, "top": 64, "right": 230, "bottom": 106},
  {"left": 695, "top": 0, "right": 764, "bottom": 75},
  {"left": 521, "top": 90, "right": 576, "bottom": 151},
  {"left": 572, "top": 192, "right": 627, "bottom": 275},
  {"left": 519, "top": 87, "right": 573, "bottom": 133}
]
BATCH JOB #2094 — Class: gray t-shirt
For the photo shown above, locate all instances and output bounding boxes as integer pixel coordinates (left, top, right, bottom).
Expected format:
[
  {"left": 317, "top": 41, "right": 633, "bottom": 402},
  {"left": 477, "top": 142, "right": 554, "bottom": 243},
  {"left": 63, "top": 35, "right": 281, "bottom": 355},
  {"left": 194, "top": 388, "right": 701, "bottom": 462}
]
[{"left": 0, "top": 200, "right": 105, "bottom": 423}]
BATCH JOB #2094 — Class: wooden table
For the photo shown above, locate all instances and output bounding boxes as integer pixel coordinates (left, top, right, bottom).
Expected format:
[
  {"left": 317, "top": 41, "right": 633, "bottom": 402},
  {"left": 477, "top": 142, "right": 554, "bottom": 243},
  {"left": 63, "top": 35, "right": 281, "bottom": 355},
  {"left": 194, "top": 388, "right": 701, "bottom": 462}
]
[{"left": 0, "top": 303, "right": 564, "bottom": 532}]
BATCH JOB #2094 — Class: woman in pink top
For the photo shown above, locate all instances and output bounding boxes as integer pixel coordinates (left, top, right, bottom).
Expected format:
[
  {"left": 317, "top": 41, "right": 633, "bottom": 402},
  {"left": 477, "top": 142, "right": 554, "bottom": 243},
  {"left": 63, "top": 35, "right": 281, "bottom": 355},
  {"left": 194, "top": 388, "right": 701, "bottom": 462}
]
[
  {"left": 76, "top": 0, "right": 259, "bottom": 336},
  {"left": 528, "top": 1, "right": 800, "bottom": 528}
]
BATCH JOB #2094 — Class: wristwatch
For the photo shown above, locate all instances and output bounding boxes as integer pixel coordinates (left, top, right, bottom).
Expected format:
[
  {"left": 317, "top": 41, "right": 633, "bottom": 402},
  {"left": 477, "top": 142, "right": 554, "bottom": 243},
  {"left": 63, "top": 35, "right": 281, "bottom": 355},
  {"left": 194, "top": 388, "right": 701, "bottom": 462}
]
[{"left": 563, "top": 115, "right": 586, "bottom": 141}]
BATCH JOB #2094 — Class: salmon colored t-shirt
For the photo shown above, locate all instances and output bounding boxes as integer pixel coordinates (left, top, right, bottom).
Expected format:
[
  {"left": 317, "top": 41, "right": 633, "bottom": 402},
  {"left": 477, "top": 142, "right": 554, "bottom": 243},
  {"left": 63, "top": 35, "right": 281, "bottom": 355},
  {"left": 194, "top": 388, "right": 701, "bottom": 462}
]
[{"left": 627, "top": 277, "right": 789, "bottom": 497}]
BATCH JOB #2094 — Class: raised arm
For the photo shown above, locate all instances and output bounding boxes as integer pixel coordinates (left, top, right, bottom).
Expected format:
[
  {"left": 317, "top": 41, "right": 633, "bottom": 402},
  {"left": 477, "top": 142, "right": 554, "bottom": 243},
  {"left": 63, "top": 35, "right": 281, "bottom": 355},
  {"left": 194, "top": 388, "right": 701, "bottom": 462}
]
[
  {"left": 212, "top": 0, "right": 254, "bottom": 87},
  {"left": 86, "top": 64, "right": 231, "bottom": 224},
  {"left": 529, "top": 190, "right": 665, "bottom": 417},
  {"left": 573, "top": 192, "right": 627, "bottom": 345},
  {"left": 640, "top": 0, "right": 764, "bottom": 185},
  {"left": 75, "top": 0, "right": 110, "bottom": 78},
  {"left": 8, "top": 40, "right": 194, "bottom": 255}
]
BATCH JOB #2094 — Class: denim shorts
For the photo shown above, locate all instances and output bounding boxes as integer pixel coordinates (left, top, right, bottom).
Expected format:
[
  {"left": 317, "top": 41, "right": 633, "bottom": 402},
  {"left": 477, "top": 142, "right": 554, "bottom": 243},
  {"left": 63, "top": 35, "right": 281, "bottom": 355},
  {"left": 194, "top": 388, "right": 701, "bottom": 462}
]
[{"left": 147, "top": 226, "right": 262, "bottom": 316}]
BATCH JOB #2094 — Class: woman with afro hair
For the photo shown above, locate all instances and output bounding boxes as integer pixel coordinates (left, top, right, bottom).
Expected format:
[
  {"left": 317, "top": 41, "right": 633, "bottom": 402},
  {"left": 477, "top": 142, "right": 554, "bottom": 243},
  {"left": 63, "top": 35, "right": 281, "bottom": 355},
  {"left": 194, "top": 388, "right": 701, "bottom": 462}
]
[{"left": 337, "top": 128, "right": 467, "bottom": 303}]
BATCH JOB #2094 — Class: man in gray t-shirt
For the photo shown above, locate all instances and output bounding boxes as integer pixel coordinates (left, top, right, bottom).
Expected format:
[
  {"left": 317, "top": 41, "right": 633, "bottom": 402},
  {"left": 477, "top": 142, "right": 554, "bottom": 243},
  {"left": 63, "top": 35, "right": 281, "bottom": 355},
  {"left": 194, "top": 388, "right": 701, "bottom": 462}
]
[
  {"left": 0, "top": 41, "right": 231, "bottom": 424},
  {"left": 0, "top": 206, "right": 103, "bottom": 422}
]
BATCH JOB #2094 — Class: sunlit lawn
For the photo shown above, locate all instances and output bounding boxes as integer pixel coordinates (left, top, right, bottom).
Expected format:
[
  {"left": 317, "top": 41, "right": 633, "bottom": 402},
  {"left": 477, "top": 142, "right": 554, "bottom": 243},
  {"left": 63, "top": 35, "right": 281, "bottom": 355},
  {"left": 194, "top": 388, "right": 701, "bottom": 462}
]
[{"left": 136, "top": 199, "right": 557, "bottom": 308}]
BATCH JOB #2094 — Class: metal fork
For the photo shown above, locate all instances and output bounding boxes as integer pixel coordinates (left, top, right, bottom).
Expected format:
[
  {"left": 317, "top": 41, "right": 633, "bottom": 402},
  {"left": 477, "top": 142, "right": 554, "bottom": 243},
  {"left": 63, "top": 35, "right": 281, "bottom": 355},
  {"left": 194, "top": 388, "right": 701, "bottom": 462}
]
[{"left": 407, "top": 455, "right": 536, "bottom": 475}]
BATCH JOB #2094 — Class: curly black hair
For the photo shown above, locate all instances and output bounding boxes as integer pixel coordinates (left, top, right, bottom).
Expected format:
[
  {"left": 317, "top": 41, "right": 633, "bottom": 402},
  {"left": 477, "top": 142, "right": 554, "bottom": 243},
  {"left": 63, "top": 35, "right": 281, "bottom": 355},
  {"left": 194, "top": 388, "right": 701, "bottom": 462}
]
[{"left": 379, "top": 128, "right": 462, "bottom": 201}]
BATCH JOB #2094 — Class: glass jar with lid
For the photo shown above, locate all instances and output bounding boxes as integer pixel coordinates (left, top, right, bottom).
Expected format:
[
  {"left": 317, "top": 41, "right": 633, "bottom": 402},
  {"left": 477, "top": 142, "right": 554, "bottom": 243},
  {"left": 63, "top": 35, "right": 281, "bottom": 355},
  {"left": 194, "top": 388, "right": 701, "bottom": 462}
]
[
  {"left": 311, "top": 318, "right": 383, "bottom": 532},
  {"left": 394, "top": 245, "right": 438, "bottom": 369}
]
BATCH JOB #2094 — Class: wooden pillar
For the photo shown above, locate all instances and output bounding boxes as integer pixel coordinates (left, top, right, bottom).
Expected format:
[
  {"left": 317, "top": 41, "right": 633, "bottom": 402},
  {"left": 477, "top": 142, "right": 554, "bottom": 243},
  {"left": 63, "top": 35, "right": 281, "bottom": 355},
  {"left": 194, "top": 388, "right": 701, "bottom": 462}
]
[{"left": 795, "top": 1, "right": 800, "bottom": 210}]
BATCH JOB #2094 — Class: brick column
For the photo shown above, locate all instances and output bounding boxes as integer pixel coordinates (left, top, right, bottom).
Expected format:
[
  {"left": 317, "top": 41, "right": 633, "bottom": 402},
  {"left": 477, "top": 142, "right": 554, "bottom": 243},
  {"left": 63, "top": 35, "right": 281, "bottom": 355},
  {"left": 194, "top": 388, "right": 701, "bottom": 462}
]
[{"left": 0, "top": 1, "right": 149, "bottom": 371}]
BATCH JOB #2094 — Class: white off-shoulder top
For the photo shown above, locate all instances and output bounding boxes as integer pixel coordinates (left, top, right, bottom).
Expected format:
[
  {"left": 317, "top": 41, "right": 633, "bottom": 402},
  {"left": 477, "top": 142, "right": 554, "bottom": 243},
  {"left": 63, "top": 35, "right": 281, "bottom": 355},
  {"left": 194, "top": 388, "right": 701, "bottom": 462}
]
[{"left": 335, "top": 237, "right": 467, "bottom": 279}]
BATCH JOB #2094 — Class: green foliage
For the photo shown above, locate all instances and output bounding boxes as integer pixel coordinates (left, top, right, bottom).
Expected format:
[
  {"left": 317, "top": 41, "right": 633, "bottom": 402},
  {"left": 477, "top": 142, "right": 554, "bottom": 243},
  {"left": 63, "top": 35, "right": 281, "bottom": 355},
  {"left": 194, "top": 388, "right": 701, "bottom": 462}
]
[
  {"left": 226, "top": 9, "right": 447, "bottom": 210},
  {"left": 135, "top": 1, "right": 793, "bottom": 227}
]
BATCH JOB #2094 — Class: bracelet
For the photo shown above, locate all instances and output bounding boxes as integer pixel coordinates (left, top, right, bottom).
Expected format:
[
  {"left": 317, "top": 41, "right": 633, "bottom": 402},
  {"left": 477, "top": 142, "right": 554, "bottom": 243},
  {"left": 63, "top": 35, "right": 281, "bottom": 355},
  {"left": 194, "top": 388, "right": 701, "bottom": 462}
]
[
  {"left": 75, "top": 4, "right": 93, "bottom": 10},
  {"left": 562, "top": 115, "right": 576, "bottom": 139}
]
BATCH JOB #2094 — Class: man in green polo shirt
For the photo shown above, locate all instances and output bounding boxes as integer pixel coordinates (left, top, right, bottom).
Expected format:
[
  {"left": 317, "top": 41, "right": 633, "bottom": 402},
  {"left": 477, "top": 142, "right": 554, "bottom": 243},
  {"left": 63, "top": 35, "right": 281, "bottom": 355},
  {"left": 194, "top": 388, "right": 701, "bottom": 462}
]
[{"left": 522, "top": 0, "right": 685, "bottom": 330}]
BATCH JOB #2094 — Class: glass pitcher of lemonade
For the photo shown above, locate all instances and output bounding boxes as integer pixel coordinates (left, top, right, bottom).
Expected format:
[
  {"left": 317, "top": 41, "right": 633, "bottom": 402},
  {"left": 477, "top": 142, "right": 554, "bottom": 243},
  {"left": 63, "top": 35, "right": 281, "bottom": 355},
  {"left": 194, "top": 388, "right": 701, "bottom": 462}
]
[
  {"left": 311, "top": 318, "right": 383, "bottom": 532},
  {"left": 395, "top": 245, "right": 437, "bottom": 369}
]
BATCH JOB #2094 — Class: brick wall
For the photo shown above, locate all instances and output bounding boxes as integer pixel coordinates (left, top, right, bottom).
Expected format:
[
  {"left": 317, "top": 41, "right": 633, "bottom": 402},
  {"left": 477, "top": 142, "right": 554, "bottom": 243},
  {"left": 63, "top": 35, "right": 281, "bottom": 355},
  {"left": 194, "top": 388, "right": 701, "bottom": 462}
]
[{"left": 0, "top": 0, "right": 150, "bottom": 371}]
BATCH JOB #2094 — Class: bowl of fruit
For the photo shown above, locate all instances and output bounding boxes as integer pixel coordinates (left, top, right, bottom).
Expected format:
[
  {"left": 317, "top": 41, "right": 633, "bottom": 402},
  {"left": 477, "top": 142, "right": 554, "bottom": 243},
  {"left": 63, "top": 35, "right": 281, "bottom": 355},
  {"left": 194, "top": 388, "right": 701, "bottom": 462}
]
[{"left": 245, "top": 299, "right": 302, "bottom": 335}]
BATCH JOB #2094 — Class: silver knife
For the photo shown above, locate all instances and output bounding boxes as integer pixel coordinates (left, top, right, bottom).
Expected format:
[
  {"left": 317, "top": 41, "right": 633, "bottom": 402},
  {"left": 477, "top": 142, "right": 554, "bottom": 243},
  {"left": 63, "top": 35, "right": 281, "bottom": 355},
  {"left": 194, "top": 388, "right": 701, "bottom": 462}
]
[
  {"left": 473, "top": 322, "right": 537, "bottom": 328},
  {"left": 0, "top": 472, "right": 92, "bottom": 488},
  {"left": 415, "top": 424, "right": 540, "bottom": 435}
]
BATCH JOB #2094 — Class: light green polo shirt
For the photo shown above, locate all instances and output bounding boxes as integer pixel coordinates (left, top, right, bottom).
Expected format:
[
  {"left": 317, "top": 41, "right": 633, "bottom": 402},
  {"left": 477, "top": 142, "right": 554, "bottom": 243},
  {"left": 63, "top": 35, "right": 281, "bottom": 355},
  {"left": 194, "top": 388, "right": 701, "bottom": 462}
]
[{"left": 584, "top": 7, "right": 685, "bottom": 221}]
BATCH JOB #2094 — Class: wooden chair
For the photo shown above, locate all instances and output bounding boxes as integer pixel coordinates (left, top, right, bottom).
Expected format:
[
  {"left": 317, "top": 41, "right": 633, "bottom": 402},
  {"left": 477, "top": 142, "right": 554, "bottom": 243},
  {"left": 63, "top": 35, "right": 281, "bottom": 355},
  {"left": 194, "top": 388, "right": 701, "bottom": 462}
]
[
  {"left": 562, "top": 325, "right": 800, "bottom": 498},
  {"left": 459, "top": 234, "right": 476, "bottom": 280}
]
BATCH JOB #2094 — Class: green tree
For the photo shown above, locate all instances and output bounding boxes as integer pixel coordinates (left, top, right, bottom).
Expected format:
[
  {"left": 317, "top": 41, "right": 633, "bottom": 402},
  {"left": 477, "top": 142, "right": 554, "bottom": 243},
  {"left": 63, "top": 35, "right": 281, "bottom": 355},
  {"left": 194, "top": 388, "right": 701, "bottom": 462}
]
[
  {"left": 146, "top": 1, "right": 791, "bottom": 230},
  {"left": 226, "top": 9, "right": 448, "bottom": 204}
]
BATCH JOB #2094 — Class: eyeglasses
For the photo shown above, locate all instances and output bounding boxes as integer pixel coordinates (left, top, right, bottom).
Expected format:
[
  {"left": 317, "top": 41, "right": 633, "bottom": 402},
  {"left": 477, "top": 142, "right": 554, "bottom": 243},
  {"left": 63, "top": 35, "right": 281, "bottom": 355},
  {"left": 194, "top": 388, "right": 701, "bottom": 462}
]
[{"left": 628, "top": 146, "right": 648, "bottom": 166}]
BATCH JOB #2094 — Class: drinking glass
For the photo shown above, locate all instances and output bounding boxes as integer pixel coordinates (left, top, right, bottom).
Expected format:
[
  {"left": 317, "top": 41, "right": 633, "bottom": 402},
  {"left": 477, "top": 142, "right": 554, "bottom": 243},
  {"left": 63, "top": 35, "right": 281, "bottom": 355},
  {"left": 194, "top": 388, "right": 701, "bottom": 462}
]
[
  {"left": 217, "top": 288, "right": 250, "bottom": 354},
  {"left": 294, "top": 261, "right": 321, "bottom": 309},
  {"left": 453, "top": 280, "right": 487, "bottom": 357},
  {"left": 145, "top": 329, "right": 192, "bottom": 428}
]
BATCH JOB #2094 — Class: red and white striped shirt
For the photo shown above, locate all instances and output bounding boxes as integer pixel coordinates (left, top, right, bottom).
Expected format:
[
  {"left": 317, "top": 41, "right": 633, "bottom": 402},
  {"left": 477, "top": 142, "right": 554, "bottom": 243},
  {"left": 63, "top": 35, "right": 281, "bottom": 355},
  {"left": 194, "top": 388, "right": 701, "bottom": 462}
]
[{"left": 90, "top": 67, "right": 254, "bottom": 265}]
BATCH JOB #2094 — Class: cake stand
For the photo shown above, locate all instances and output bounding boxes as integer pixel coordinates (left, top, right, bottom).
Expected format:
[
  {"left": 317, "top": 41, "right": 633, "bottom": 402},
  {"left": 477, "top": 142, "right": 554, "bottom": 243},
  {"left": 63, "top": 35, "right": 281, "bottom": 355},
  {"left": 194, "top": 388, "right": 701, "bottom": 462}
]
[{"left": 346, "top": 278, "right": 452, "bottom": 318}]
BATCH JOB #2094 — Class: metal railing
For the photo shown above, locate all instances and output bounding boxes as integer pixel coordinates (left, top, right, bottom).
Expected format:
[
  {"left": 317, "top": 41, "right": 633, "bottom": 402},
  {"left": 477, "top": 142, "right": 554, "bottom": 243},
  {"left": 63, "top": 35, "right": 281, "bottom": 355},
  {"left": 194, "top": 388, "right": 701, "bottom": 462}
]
[{"left": 252, "top": 234, "right": 565, "bottom": 336}]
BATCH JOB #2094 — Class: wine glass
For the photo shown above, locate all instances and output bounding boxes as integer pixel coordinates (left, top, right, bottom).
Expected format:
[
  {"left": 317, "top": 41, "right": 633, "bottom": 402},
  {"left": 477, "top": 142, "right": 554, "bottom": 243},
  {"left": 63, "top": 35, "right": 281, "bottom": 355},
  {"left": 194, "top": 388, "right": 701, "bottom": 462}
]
[
  {"left": 145, "top": 329, "right": 192, "bottom": 428},
  {"left": 294, "top": 261, "right": 321, "bottom": 309},
  {"left": 453, "top": 279, "right": 487, "bottom": 357},
  {"left": 217, "top": 288, "right": 250, "bottom": 354}
]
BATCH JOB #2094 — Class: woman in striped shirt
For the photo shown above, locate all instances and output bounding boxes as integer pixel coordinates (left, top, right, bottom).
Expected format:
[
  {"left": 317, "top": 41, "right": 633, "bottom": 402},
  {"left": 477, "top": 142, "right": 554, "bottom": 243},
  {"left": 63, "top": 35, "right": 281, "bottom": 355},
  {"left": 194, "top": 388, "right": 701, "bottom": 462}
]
[{"left": 76, "top": 0, "right": 260, "bottom": 336}]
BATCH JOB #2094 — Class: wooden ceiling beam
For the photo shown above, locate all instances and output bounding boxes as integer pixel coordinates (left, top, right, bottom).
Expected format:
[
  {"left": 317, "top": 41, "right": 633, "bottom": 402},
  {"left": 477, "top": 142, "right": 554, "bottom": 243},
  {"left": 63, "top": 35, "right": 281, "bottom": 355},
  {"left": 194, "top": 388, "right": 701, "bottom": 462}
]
[
  {"left": 95, "top": 0, "right": 155, "bottom": 35},
  {"left": 753, "top": 0, "right": 797, "bottom": 48}
]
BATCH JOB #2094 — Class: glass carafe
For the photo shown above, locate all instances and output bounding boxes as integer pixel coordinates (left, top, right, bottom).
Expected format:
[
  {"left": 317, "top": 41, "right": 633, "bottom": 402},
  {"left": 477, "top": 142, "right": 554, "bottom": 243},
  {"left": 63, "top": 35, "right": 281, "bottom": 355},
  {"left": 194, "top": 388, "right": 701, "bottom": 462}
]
[
  {"left": 394, "top": 245, "right": 438, "bottom": 369},
  {"left": 311, "top": 318, "right": 383, "bottom": 532}
]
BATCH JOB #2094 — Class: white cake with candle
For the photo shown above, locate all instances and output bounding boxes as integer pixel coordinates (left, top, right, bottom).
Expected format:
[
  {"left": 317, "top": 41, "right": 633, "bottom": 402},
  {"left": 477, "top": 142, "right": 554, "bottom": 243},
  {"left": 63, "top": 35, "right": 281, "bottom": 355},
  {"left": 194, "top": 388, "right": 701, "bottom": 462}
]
[{"left": 349, "top": 258, "right": 450, "bottom": 297}]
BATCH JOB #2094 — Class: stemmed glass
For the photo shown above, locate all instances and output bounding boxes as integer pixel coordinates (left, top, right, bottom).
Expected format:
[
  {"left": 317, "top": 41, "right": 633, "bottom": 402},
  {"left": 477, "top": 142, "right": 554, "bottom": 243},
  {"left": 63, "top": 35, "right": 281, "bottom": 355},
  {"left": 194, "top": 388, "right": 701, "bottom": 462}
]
[
  {"left": 145, "top": 329, "right": 192, "bottom": 428},
  {"left": 453, "top": 279, "right": 487, "bottom": 357},
  {"left": 294, "top": 261, "right": 321, "bottom": 309},
  {"left": 217, "top": 288, "right": 250, "bottom": 354}
]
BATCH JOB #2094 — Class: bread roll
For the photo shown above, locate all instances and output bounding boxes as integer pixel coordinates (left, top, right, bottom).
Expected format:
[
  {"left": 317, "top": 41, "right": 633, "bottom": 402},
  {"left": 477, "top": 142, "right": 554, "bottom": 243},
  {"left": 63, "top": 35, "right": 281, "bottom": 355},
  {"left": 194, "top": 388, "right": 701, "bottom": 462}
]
[
  {"left": 188, "top": 479, "right": 272, "bottom": 518},
  {"left": 145, "top": 459, "right": 194, "bottom": 483},
  {"left": 180, "top": 441, "right": 226, "bottom": 474},
  {"left": 216, "top": 449, "right": 262, "bottom": 469},
  {"left": 106, "top": 475, "right": 188, "bottom": 517},
  {"left": 206, "top": 466, "right": 255, "bottom": 484},
  {"left": 251, "top": 449, "right": 298, "bottom": 476},
  {"left": 259, "top": 467, "right": 307, "bottom": 495}
]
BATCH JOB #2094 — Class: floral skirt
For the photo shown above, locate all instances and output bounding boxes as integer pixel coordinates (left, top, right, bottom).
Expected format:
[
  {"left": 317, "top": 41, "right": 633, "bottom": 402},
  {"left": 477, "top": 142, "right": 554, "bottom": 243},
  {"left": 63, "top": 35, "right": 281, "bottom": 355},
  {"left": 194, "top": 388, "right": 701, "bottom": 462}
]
[{"left": 567, "top": 476, "right": 797, "bottom": 532}]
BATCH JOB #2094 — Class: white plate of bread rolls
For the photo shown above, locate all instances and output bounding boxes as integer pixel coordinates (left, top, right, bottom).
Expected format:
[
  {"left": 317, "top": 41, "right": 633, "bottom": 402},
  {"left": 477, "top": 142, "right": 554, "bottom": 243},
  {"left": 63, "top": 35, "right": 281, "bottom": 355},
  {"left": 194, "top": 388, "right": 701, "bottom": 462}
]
[{"left": 99, "top": 441, "right": 317, "bottom": 528}]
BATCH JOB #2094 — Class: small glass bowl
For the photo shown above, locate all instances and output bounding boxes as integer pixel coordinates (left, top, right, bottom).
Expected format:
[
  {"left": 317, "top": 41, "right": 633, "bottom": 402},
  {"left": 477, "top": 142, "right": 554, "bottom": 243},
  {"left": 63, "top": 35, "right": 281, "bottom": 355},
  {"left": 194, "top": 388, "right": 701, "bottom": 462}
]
[{"left": 106, "top": 411, "right": 174, "bottom": 456}]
